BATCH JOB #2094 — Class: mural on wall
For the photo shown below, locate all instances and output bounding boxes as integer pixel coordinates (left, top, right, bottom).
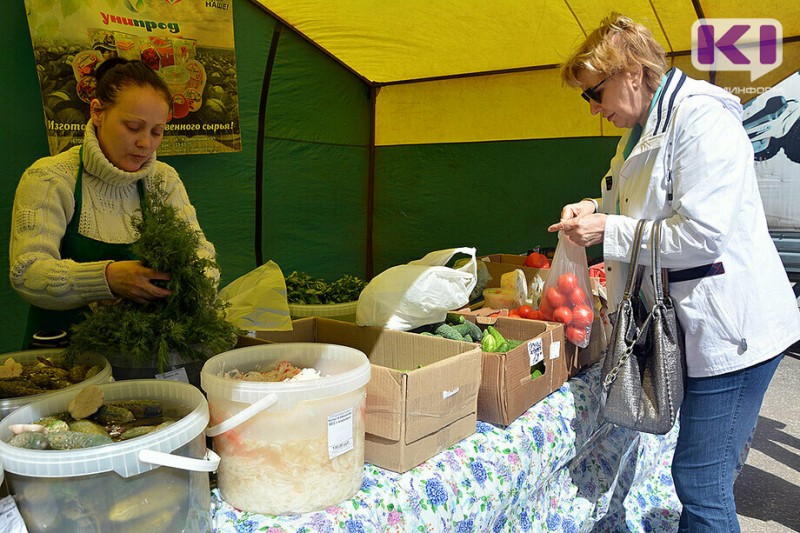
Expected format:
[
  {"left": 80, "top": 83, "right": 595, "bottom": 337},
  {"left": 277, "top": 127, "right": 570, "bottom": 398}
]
[
  {"left": 742, "top": 71, "right": 800, "bottom": 230},
  {"left": 24, "top": 0, "right": 241, "bottom": 156}
]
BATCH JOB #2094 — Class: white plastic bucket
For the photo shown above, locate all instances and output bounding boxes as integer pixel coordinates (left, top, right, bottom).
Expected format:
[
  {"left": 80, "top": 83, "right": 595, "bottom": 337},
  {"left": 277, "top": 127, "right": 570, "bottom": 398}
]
[
  {"left": 0, "top": 380, "right": 218, "bottom": 533},
  {"left": 0, "top": 349, "right": 113, "bottom": 420},
  {"left": 201, "top": 343, "right": 370, "bottom": 515}
]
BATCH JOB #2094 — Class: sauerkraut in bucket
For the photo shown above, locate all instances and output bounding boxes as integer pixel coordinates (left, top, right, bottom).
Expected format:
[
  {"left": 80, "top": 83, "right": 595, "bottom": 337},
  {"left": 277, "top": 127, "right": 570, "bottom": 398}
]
[{"left": 201, "top": 343, "right": 371, "bottom": 515}]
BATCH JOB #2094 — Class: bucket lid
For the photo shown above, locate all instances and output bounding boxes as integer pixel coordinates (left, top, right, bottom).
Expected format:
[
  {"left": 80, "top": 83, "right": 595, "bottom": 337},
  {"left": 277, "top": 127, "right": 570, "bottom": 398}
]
[
  {"left": 201, "top": 343, "right": 371, "bottom": 410},
  {"left": 0, "top": 380, "right": 209, "bottom": 478}
]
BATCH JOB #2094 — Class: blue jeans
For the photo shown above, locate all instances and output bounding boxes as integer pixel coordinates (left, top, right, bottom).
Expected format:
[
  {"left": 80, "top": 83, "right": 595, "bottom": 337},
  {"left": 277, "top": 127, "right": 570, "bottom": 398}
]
[{"left": 672, "top": 353, "right": 784, "bottom": 532}]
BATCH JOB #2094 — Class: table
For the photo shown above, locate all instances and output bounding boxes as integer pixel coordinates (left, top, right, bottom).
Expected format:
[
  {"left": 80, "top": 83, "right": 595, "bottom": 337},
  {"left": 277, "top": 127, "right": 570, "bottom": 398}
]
[{"left": 210, "top": 364, "right": 682, "bottom": 532}]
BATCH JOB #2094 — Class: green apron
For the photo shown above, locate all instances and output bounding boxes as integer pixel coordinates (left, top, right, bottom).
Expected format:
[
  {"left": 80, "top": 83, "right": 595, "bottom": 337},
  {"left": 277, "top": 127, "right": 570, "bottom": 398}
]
[{"left": 22, "top": 146, "right": 144, "bottom": 348}]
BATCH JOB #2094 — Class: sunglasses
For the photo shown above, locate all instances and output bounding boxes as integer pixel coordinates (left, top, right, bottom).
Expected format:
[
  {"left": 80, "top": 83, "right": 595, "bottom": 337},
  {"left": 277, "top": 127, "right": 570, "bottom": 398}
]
[{"left": 581, "top": 77, "right": 609, "bottom": 103}]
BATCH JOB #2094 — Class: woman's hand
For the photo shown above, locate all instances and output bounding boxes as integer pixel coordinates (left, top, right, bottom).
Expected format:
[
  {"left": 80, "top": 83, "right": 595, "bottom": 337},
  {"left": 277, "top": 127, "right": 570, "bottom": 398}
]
[
  {"left": 548, "top": 199, "right": 607, "bottom": 247},
  {"left": 105, "top": 260, "right": 172, "bottom": 304}
]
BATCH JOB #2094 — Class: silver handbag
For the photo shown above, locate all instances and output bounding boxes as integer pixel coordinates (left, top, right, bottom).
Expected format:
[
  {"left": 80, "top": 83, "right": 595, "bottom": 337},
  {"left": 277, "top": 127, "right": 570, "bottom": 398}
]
[{"left": 600, "top": 219, "right": 686, "bottom": 435}]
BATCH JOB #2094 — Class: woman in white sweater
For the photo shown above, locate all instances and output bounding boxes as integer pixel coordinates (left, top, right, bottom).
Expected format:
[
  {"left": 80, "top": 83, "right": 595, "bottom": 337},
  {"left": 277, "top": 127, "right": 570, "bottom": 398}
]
[{"left": 9, "top": 58, "right": 215, "bottom": 348}]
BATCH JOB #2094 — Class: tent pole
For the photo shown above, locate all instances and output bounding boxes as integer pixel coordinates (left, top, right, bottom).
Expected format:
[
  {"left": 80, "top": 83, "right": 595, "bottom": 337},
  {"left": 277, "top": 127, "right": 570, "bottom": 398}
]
[
  {"left": 367, "top": 85, "right": 377, "bottom": 279},
  {"left": 255, "top": 22, "right": 283, "bottom": 267}
]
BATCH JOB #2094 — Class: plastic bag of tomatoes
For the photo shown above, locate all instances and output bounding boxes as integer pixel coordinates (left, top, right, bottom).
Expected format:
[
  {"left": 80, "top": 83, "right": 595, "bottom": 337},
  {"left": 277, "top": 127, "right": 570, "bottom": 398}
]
[{"left": 538, "top": 231, "right": 594, "bottom": 348}]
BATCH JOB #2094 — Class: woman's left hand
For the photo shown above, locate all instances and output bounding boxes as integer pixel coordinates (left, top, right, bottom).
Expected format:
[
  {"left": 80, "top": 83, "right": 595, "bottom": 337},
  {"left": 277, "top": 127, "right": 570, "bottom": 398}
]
[{"left": 547, "top": 213, "right": 607, "bottom": 247}]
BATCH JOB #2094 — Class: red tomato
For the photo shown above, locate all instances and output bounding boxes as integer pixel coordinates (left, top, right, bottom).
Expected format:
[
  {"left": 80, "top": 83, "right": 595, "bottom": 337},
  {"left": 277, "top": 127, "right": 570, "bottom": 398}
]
[
  {"left": 517, "top": 305, "right": 535, "bottom": 319},
  {"left": 568, "top": 286, "right": 588, "bottom": 307},
  {"left": 572, "top": 304, "right": 593, "bottom": 328},
  {"left": 557, "top": 272, "right": 579, "bottom": 293},
  {"left": 566, "top": 325, "right": 587, "bottom": 345},
  {"left": 538, "top": 298, "right": 554, "bottom": 320},
  {"left": 545, "top": 287, "right": 567, "bottom": 308},
  {"left": 524, "top": 252, "right": 550, "bottom": 269},
  {"left": 507, "top": 310, "right": 521, "bottom": 318},
  {"left": 529, "top": 310, "right": 545, "bottom": 320},
  {"left": 552, "top": 306, "right": 573, "bottom": 325}
]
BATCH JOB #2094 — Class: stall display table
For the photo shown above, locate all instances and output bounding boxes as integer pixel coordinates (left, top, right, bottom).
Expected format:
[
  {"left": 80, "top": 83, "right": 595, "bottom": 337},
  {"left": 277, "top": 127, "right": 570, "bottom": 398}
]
[{"left": 210, "top": 364, "right": 681, "bottom": 532}]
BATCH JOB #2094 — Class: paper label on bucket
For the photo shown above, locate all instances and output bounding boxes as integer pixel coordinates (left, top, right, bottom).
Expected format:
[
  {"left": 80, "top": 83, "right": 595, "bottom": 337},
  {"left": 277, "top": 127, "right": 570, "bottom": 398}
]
[
  {"left": 327, "top": 407, "right": 354, "bottom": 460},
  {"left": 155, "top": 367, "right": 190, "bottom": 383},
  {"left": 0, "top": 495, "right": 27, "bottom": 533}
]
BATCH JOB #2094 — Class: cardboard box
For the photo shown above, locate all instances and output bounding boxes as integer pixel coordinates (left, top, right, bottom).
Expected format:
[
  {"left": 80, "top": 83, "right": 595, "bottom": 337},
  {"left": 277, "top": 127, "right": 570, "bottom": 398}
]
[
  {"left": 459, "top": 314, "right": 569, "bottom": 426},
  {"left": 566, "top": 317, "right": 607, "bottom": 377},
  {"left": 479, "top": 254, "right": 549, "bottom": 289},
  {"left": 255, "top": 317, "right": 482, "bottom": 473}
]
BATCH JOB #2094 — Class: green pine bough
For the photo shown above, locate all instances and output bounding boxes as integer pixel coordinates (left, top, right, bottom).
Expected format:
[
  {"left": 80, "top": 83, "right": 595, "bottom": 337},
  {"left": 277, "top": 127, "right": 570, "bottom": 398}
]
[{"left": 66, "top": 179, "right": 239, "bottom": 373}]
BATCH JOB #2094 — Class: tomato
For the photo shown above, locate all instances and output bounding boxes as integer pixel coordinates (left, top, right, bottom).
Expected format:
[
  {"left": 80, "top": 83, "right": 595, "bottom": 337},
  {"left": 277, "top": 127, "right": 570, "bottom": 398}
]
[
  {"left": 524, "top": 252, "right": 550, "bottom": 268},
  {"left": 568, "top": 285, "right": 588, "bottom": 307},
  {"left": 566, "top": 325, "right": 587, "bottom": 345},
  {"left": 507, "top": 309, "right": 521, "bottom": 318},
  {"left": 517, "top": 305, "right": 535, "bottom": 319},
  {"left": 545, "top": 287, "right": 567, "bottom": 308},
  {"left": 529, "top": 309, "right": 545, "bottom": 320},
  {"left": 552, "top": 306, "right": 573, "bottom": 325},
  {"left": 571, "top": 304, "right": 593, "bottom": 328},
  {"left": 538, "top": 298, "right": 554, "bottom": 320},
  {"left": 557, "top": 272, "right": 579, "bottom": 293}
]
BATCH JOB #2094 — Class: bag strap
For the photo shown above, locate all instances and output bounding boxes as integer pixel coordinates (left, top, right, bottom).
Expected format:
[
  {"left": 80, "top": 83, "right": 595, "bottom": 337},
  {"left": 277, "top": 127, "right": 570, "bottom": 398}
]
[{"left": 622, "top": 219, "right": 649, "bottom": 300}]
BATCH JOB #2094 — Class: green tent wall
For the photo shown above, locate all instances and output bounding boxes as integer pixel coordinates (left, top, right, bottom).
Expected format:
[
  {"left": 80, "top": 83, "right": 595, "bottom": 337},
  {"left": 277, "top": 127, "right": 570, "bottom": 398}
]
[{"left": 0, "top": 0, "right": 611, "bottom": 353}]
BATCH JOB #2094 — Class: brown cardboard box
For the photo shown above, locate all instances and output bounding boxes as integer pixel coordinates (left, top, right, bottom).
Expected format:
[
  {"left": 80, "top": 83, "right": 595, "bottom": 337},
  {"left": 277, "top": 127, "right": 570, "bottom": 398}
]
[
  {"left": 255, "top": 317, "right": 482, "bottom": 473},
  {"left": 566, "top": 317, "right": 607, "bottom": 377},
  {"left": 457, "top": 314, "right": 569, "bottom": 426},
  {"left": 479, "top": 254, "right": 550, "bottom": 288}
]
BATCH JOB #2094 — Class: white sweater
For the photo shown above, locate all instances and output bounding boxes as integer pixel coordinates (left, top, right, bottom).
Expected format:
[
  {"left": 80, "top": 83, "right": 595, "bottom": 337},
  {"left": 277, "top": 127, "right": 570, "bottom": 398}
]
[{"left": 9, "top": 121, "right": 216, "bottom": 311}]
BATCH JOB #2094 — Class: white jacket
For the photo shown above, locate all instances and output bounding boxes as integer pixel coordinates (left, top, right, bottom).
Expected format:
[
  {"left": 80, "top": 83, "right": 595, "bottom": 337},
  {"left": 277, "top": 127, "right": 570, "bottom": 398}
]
[{"left": 599, "top": 68, "right": 800, "bottom": 377}]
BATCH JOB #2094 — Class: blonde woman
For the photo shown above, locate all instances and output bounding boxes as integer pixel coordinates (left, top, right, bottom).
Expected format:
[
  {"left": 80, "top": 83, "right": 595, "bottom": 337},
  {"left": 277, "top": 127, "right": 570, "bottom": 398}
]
[{"left": 549, "top": 13, "right": 800, "bottom": 531}]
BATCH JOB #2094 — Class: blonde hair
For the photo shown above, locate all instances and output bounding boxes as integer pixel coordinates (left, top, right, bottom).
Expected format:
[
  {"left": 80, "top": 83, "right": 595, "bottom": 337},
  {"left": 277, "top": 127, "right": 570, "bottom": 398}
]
[{"left": 561, "top": 13, "right": 667, "bottom": 94}]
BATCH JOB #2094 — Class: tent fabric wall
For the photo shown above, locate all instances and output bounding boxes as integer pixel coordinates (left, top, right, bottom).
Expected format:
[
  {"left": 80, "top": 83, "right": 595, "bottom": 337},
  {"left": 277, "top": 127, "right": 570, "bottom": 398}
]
[
  {"left": 258, "top": 27, "right": 371, "bottom": 280},
  {"left": 373, "top": 137, "right": 618, "bottom": 273}
]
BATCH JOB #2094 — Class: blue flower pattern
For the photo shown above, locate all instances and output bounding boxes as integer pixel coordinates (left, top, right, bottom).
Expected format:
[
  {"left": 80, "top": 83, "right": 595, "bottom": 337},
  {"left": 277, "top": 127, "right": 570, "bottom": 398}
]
[{"left": 209, "top": 365, "right": 681, "bottom": 532}]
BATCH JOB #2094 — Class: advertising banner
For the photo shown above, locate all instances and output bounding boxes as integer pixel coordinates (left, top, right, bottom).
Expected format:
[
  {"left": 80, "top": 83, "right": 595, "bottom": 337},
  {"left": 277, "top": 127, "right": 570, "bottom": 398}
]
[{"left": 24, "top": 0, "right": 241, "bottom": 156}]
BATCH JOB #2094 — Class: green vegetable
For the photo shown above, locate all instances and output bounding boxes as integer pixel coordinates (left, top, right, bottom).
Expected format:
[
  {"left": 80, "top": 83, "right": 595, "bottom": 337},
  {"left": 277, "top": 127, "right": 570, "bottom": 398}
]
[
  {"left": 531, "top": 362, "right": 545, "bottom": 380},
  {"left": 497, "top": 342, "right": 510, "bottom": 353},
  {"left": 285, "top": 271, "right": 367, "bottom": 304},
  {"left": 481, "top": 334, "right": 498, "bottom": 352},
  {"left": 462, "top": 320, "right": 483, "bottom": 342},
  {"left": 433, "top": 323, "right": 466, "bottom": 341},
  {"left": 486, "top": 326, "right": 507, "bottom": 346},
  {"left": 446, "top": 313, "right": 465, "bottom": 325}
]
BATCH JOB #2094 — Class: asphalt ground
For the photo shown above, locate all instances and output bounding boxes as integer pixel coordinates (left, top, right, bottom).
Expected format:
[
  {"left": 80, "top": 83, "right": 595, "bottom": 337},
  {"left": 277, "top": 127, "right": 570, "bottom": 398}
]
[{"left": 735, "top": 344, "right": 800, "bottom": 532}]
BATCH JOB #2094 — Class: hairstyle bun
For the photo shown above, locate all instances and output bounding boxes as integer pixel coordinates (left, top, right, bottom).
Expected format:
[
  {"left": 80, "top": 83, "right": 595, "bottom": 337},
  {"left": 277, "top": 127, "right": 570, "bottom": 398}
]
[{"left": 95, "top": 57, "right": 129, "bottom": 84}]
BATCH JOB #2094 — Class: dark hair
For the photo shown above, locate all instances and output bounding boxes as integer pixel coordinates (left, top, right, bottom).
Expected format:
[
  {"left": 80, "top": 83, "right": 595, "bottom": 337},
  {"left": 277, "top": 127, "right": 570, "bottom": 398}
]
[{"left": 95, "top": 58, "right": 172, "bottom": 112}]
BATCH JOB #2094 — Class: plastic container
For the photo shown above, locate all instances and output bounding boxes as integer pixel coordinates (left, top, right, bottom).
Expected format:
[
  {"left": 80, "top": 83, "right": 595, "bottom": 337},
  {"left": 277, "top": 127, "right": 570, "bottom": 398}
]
[
  {"left": 483, "top": 287, "right": 518, "bottom": 309},
  {"left": 105, "top": 350, "right": 205, "bottom": 388},
  {"left": 0, "top": 380, "right": 219, "bottom": 533},
  {"left": 0, "top": 349, "right": 112, "bottom": 420},
  {"left": 288, "top": 300, "right": 358, "bottom": 322},
  {"left": 201, "top": 343, "right": 371, "bottom": 515}
]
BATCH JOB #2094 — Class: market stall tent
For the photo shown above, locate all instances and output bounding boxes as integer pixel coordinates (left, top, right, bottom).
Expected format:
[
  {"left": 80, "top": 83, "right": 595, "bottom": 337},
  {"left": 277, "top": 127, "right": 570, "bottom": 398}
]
[{"left": 1, "top": 0, "right": 798, "bottom": 352}]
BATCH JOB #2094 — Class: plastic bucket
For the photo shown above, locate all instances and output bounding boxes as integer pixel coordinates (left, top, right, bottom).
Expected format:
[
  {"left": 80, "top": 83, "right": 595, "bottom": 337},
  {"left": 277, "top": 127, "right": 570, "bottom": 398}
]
[
  {"left": 0, "top": 380, "right": 219, "bottom": 533},
  {"left": 288, "top": 300, "right": 358, "bottom": 322},
  {"left": 105, "top": 350, "right": 204, "bottom": 388},
  {"left": 0, "top": 349, "right": 113, "bottom": 420},
  {"left": 201, "top": 343, "right": 371, "bottom": 515}
]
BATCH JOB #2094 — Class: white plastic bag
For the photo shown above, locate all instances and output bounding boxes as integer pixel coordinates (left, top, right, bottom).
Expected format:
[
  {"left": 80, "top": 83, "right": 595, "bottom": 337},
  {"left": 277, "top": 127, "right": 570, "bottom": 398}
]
[
  {"left": 356, "top": 247, "right": 477, "bottom": 330},
  {"left": 539, "top": 232, "right": 593, "bottom": 348},
  {"left": 218, "top": 260, "right": 292, "bottom": 331}
]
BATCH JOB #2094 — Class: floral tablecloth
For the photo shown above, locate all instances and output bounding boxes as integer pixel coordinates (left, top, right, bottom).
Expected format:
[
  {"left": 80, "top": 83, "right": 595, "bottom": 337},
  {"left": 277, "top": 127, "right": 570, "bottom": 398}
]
[{"left": 210, "top": 364, "right": 682, "bottom": 532}]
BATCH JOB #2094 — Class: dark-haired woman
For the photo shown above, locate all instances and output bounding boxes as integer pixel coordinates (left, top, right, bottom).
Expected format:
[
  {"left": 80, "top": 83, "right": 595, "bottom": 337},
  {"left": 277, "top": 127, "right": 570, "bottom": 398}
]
[{"left": 9, "top": 58, "right": 216, "bottom": 348}]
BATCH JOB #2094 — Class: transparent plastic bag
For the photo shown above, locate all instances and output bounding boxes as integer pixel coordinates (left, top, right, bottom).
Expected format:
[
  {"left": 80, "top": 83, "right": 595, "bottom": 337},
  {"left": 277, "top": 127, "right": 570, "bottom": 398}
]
[{"left": 538, "top": 232, "right": 593, "bottom": 348}]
